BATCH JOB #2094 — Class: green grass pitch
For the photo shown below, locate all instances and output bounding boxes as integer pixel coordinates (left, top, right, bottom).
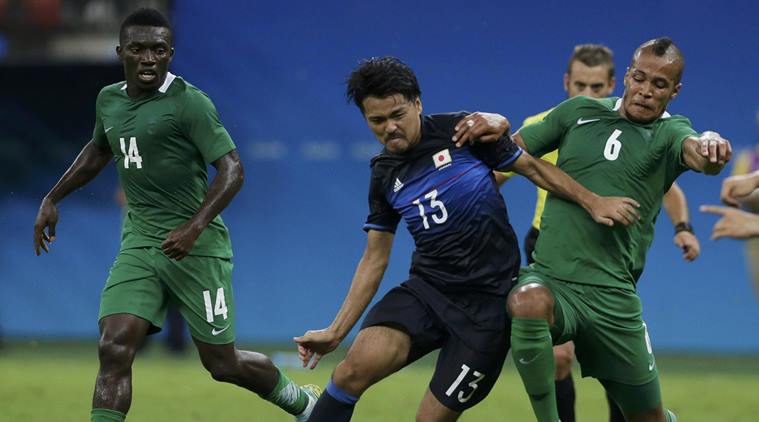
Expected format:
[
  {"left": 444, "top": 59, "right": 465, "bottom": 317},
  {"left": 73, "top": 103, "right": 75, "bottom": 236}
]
[{"left": 2, "top": 341, "right": 758, "bottom": 421}]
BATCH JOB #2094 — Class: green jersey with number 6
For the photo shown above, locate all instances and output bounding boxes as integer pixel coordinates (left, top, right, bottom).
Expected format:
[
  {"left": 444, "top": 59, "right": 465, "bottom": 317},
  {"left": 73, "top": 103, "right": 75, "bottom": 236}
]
[
  {"left": 518, "top": 96, "right": 697, "bottom": 291},
  {"left": 92, "top": 73, "right": 236, "bottom": 258}
]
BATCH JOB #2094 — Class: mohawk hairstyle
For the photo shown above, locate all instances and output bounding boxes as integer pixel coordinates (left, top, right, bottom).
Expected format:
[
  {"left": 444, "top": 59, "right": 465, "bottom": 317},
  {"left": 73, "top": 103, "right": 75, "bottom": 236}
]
[
  {"left": 650, "top": 37, "right": 675, "bottom": 56},
  {"left": 567, "top": 44, "right": 615, "bottom": 79},
  {"left": 632, "top": 37, "right": 685, "bottom": 83},
  {"left": 346, "top": 56, "right": 421, "bottom": 113},
  {"left": 120, "top": 8, "right": 172, "bottom": 44}
]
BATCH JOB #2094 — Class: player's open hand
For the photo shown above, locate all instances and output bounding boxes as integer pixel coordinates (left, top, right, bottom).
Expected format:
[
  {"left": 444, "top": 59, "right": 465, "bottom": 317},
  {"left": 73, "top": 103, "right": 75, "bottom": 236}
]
[
  {"left": 452, "top": 112, "right": 510, "bottom": 147},
  {"left": 720, "top": 172, "right": 759, "bottom": 207},
  {"left": 698, "top": 131, "right": 732, "bottom": 166},
  {"left": 673, "top": 231, "right": 700, "bottom": 261},
  {"left": 588, "top": 196, "right": 641, "bottom": 227},
  {"left": 700, "top": 205, "right": 759, "bottom": 240},
  {"left": 33, "top": 198, "right": 59, "bottom": 256},
  {"left": 293, "top": 328, "right": 341, "bottom": 370},
  {"left": 162, "top": 220, "right": 204, "bottom": 260}
]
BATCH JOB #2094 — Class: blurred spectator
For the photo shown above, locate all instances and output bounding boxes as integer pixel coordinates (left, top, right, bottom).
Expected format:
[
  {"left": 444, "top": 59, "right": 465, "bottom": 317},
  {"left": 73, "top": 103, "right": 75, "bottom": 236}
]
[
  {"left": 731, "top": 111, "right": 759, "bottom": 300},
  {"left": 702, "top": 112, "right": 759, "bottom": 301}
]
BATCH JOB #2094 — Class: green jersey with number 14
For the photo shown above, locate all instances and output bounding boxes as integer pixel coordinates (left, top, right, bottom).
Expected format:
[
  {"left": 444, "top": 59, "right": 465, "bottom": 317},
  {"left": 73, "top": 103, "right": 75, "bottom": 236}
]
[
  {"left": 92, "top": 73, "right": 236, "bottom": 258},
  {"left": 519, "top": 96, "right": 697, "bottom": 290}
]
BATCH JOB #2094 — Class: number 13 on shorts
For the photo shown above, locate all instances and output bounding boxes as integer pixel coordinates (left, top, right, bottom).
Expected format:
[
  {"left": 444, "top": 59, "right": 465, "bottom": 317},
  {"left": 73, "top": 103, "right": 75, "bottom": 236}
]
[
  {"left": 203, "top": 287, "right": 228, "bottom": 322},
  {"left": 446, "top": 364, "right": 485, "bottom": 403}
]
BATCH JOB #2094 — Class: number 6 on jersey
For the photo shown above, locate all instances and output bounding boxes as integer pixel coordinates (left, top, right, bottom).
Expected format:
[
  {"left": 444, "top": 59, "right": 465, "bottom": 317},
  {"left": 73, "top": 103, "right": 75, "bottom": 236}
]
[{"left": 603, "top": 129, "right": 623, "bottom": 161}]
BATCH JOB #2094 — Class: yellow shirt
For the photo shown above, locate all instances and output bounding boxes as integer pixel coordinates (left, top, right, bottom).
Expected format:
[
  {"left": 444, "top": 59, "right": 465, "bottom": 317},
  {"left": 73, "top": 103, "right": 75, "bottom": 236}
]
[{"left": 498, "top": 109, "right": 558, "bottom": 229}]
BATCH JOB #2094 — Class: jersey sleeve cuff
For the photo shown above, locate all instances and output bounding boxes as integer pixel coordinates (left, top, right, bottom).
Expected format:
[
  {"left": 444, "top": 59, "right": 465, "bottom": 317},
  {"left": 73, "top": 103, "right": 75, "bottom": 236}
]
[
  {"left": 494, "top": 147, "right": 523, "bottom": 171},
  {"left": 363, "top": 224, "right": 396, "bottom": 233}
]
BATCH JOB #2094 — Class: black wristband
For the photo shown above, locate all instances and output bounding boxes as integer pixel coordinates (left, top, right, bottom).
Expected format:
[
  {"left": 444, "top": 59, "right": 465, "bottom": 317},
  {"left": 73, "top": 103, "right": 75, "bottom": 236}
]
[{"left": 674, "top": 222, "right": 694, "bottom": 234}]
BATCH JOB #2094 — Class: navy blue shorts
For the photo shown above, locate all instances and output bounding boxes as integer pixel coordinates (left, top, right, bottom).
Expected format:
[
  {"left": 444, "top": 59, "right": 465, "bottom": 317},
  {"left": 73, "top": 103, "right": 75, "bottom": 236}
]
[{"left": 361, "top": 277, "right": 511, "bottom": 412}]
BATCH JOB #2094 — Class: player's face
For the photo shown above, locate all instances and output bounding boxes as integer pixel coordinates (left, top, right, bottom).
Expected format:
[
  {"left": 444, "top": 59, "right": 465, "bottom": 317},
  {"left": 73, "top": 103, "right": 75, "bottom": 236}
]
[
  {"left": 362, "top": 94, "right": 423, "bottom": 154},
  {"left": 117, "top": 26, "right": 174, "bottom": 98},
  {"left": 621, "top": 51, "right": 682, "bottom": 124},
  {"left": 564, "top": 61, "right": 615, "bottom": 98}
]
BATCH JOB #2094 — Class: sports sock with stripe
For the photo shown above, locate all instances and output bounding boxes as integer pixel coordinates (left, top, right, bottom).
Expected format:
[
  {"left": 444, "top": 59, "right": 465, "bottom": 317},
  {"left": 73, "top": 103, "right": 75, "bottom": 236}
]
[
  {"left": 306, "top": 379, "right": 358, "bottom": 422},
  {"left": 90, "top": 408, "right": 126, "bottom": 422},
  {"left": 261, "top": 368, "right": 309, "bottom": 415}
]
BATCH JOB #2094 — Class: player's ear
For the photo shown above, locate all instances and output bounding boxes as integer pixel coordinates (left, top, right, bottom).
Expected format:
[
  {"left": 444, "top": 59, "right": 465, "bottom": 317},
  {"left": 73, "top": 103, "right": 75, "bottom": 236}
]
[
  {"left": 563, "top": 73, "right": 570, "bottom": 93},
  {"left": 116, "top": 45, "right": 124, "bottom": 61},
  {"left": 670, "top": 82, "right": 682, "bottom": 100},
  {"left": 415, "top": 97, "right": 422, "bottom": 114}
]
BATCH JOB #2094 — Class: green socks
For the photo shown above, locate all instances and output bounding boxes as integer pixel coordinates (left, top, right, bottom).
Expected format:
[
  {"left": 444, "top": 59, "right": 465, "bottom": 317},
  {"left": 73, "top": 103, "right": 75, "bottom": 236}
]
[
  {"left": 91, "top": 408, "right": 126, "bottom": 422},
  {"left": 512, "top": 317, "right": 559, "bottom": 422},
  {"left": 665, "top": 409, "right": 678, "bottom": 421},
  {"left": 261, "top": 368, "right": 309, "bottom": 415}
]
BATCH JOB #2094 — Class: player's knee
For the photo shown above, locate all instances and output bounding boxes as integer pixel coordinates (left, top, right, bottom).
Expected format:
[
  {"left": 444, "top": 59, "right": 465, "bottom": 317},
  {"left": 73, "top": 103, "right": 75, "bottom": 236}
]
[
  {"left": 333, "top": 359, "right": 370, "bottom": 395},
  {"left": 507, "top": 283, "right": 554, "bottom": 319},
  {"left": 197, "top": 347, "right": 244, "bottom": 383},
  {"left": 97, "top": 336, "right": 136, "bottom": 368},
  {"left": 203, "top": 358, "right": 239, "bottom": 383},
  {"left": 553, "top": 346, "right": 574, "bottom": 379}
]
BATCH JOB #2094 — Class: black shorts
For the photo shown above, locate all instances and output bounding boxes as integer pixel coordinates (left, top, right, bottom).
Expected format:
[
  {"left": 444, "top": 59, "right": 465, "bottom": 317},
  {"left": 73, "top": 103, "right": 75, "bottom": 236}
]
[
  {"left": 360, "top": 277, "right": 511, "bottom": 412},
  {"left": 523, "top": 226, "right": 540, "bottom": 265}
]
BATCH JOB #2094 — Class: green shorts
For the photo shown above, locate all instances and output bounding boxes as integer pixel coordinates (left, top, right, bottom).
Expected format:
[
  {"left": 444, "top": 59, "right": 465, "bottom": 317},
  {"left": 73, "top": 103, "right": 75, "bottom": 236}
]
[
  {"left": 99, "top": 247, "right": 235, "bottom": 344},
  {"left": 517, "top": 267, "right": 658, "bottom": 386}
]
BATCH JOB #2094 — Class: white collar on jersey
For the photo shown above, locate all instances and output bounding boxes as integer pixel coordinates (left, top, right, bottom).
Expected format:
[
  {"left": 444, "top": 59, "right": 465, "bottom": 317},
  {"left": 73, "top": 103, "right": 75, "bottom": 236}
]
[
  {"left": 613, "top": 98, "right": 670, "bottom": 119},
  {"left": 120, "top": 72, "right": 177, "bottom": 93}
]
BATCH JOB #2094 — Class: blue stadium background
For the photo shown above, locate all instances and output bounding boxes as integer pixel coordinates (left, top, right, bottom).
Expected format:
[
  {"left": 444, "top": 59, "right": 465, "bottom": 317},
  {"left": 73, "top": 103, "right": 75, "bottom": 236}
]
[{"left": 2, "top": 0, "right": 758, "bottom": 352}]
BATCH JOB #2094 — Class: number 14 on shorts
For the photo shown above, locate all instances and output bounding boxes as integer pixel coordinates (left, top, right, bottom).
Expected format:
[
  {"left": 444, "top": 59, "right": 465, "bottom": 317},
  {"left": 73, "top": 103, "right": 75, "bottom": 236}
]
[{"left": 203, "top": 287, "right": 228, "bottom": 322}]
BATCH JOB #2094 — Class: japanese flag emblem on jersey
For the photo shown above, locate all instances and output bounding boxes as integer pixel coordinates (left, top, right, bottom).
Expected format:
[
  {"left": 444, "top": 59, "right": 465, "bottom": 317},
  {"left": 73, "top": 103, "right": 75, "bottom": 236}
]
[{"left": 433, "top": 149, "right": 452, "bottom": 169}]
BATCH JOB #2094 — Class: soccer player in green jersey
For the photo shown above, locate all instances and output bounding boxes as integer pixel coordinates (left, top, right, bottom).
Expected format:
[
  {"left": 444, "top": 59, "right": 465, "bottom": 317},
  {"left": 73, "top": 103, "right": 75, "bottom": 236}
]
[
  {"left": 494, "top": 44, "right": 700, "bottom": 422},
  {"left": 506, "top": 37, "right": 731, "bottom": 422},
  {"left": 32, "top": 8, "right": 318, "bottom": 422}
]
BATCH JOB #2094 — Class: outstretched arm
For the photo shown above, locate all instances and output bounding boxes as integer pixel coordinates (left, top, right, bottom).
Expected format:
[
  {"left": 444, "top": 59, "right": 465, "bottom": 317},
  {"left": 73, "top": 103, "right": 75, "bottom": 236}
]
[
  {"left": 682, "top": 131, "right": 732, "bottom": 175},
  {"left": 294, "top": 230, "right": 394, "bottom": 369},
  {"left": 161, "top": 149, "right": 244, "bottom": 260},
  {"left": 34, "top": 140, "right": 113, "bottom": 255},
  {"left": 662, "top": 182, "right": 700, "bottom": 261},
  {"left": 509, "top": 135, "right": 640, "bottom": 227}
]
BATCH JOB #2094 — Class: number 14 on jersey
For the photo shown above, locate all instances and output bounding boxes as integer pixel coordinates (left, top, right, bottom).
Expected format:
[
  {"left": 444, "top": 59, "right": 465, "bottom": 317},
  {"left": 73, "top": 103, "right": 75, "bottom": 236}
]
[{"left": 119, "top": 137, "right": 143, "bottom": 169}]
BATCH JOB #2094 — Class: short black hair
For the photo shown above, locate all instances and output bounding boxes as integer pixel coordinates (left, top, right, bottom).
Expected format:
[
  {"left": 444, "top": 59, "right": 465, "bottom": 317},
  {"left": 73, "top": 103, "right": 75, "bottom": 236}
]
[
  {"left": 119, "top": 8, "right": 172, "bottom": 45},
  {"left": 346, "top": 57, "right": 421, "bottom": 113},
  {"left": 567, "top": 44, "right": 615, "bottom": 80},
  {"left": 632, "top": 37, "right": 685, "bottom": 83}
]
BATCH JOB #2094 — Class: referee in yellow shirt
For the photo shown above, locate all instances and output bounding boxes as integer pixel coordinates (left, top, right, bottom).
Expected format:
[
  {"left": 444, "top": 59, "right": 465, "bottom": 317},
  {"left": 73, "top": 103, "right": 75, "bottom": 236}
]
[{"left": 496, "top": 44, "right": 700, "bottom": 422}]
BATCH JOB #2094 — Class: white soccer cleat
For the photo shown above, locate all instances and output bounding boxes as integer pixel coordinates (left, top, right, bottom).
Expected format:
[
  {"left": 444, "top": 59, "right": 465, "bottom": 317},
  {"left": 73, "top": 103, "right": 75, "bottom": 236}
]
[{"left": 294, "top": 384, "right": 322, "bottom": 422}]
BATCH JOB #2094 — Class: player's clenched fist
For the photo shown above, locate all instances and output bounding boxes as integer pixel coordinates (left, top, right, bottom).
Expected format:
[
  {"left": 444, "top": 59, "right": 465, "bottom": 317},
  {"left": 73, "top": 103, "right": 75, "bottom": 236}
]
[
  {"left": 698, "top": 131, "right": 732, "bottom": 165},
  {"left": 162, "top": 220, "right": 203, "bottom": 260},
  {"left": 673, "top": 231, "right": 700, "bottom": 261}
]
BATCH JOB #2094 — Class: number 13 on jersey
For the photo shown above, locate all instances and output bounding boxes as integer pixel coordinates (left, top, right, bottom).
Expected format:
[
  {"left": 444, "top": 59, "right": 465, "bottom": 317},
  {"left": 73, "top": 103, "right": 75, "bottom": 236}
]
[{"left": 412, "top": 189, "right": 448, "bottom": 230}]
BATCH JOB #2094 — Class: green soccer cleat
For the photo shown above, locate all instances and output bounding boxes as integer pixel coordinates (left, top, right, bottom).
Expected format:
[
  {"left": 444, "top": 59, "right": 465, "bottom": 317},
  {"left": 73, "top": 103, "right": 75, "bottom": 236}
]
[{"left": 294, "top": 384, "right": 322, "bottom": 422}]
